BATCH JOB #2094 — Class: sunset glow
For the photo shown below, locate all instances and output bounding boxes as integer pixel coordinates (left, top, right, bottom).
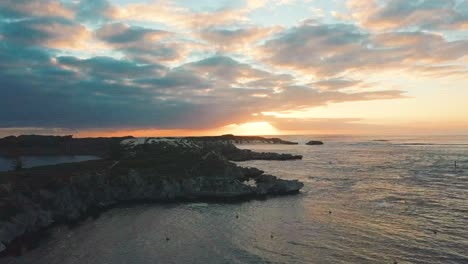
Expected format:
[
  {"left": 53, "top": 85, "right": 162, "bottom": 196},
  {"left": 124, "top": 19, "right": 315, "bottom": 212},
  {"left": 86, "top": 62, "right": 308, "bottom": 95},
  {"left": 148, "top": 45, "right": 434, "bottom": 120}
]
[
  {"left": 0, "top": 0, "right": 467, "bottom": 136},
  {"left": 218, "top": 122, "right": 281, "bottom": 136}
]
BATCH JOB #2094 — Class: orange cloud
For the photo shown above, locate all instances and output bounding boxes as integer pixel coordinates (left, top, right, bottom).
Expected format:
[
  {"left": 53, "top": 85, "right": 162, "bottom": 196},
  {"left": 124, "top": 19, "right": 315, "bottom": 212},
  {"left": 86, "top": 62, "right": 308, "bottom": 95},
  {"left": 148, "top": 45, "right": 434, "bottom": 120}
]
[
  {"left": 113, "top": 1, "right": 247, "bottom": 30},
  {"left": 199, "top": 26, "right": 281, "bottom": 52},
  {"left": 0, "top": 0, "right": 74, "bottom": 19}
]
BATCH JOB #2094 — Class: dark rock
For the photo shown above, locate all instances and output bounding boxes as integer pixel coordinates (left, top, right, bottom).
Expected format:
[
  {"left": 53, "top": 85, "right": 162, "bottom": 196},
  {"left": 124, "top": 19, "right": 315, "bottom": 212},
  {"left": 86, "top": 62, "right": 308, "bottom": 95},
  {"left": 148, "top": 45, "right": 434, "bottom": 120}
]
[
  {"left": 255, "top": 174, "right": 304, "bottom": 195},
  {"left": 240, "top": 167, "right": 264, "bottom": 180},
  {"left": 205, "top": 142, "right": 302, "bottom": 161},
  {"left": 306, "top": 140, "right": 324, "bottom": 145}
]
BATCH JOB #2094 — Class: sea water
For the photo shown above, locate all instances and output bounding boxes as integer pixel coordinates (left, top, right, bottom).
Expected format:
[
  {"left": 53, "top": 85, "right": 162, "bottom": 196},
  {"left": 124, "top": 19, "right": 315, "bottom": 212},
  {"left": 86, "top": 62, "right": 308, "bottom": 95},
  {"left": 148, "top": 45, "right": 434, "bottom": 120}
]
[{"left": 3, "top": 135, "right": 468, "bottom": 264}]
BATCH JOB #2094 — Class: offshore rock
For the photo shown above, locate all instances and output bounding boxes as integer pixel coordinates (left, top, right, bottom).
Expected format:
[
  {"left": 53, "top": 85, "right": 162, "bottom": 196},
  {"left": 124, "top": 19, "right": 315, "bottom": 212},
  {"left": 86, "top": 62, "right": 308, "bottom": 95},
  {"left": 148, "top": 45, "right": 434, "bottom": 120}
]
[{"left": 306, "top": 140, "right": 324, "bottom": 145}]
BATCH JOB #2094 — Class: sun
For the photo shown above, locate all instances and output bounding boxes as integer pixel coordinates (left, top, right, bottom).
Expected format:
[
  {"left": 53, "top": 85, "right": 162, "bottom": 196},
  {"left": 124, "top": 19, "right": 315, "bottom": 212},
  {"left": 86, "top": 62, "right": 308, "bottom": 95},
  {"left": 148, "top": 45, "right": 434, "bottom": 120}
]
[{"left": 218, "top": 122, "right": 280, "bottom": 136}]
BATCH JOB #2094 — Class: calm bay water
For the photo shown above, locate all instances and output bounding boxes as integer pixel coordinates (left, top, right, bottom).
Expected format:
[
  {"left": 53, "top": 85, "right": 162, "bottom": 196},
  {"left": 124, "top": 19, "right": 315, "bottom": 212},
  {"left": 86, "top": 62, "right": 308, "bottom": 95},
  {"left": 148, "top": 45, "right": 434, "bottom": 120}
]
[{"left": 3, "top": 135, "right": 468, "bottom": 264}]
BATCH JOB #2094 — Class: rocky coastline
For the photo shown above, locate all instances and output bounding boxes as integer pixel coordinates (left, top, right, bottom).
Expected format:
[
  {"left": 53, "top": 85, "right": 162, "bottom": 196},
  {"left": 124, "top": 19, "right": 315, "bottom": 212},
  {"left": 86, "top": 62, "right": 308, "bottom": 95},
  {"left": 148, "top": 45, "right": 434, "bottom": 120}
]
[{"left": 0, "top": 136, "right": 304, "bottom": 256}]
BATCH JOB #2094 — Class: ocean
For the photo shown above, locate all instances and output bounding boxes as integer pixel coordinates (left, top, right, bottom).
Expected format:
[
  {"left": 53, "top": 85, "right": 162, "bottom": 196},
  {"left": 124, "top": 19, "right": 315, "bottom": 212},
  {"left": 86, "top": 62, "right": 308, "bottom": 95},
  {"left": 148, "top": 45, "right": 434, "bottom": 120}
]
[{"left": 3, "top": 135, "right": 468, "bottom": 264}]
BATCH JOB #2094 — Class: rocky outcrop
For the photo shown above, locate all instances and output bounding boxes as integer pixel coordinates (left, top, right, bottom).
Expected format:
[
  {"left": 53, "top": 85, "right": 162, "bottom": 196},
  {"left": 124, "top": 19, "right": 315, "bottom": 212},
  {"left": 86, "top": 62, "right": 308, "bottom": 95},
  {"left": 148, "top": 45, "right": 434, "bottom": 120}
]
[
  {"left": 0, "top": 140, "right": 304, "bottom": 256},
  {"left": 121, "top": 138, "right": 303, "bottom": 162},
  {"left": 186, "top": 134, "right": 299, "bottom": 145},
  {"left": 306, "top": 140, "right": 324, "bottom": 145}
]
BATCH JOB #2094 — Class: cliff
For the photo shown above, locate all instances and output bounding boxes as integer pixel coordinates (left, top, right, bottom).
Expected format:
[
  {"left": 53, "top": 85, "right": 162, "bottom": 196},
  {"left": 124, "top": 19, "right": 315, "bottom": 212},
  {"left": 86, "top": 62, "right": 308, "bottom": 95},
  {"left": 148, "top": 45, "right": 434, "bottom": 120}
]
[{"left": 0, "top": 139, "right": 303, "bottom": 256}]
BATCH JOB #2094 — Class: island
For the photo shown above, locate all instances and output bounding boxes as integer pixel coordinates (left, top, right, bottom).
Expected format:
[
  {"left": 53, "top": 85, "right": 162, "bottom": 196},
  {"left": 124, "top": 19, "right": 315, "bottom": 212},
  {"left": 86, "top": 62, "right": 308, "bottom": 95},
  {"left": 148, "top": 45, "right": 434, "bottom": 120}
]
[{"left": 0, "top": 135, "right": 304, "bottom": 256}]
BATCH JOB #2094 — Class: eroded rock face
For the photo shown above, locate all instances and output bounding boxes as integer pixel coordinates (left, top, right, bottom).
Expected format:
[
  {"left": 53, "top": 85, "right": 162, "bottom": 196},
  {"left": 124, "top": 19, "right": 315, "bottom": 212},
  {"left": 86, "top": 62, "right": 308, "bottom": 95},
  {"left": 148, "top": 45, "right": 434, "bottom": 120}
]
[{"left": 0, "top": 140, "right": 304, "bottom": 255}]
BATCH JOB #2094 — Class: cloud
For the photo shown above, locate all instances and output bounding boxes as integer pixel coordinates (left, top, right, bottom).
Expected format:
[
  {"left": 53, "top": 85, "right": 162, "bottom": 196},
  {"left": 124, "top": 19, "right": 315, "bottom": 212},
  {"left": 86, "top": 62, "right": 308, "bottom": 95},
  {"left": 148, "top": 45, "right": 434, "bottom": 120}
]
[
  {"left": 313, "top": 78, "right": 363, "bottom": 91},
  {"left": 56, "top": 56, "right": 167, "bottom": 79},
  {"left": 0, "top": 0, "right": 74, "bottom": 19},
  {"left": 75, "top": 0, "right": 118, "bottom": 22},
  {"left": 110, "top": 0, "right": 292, "bottom": 31},
  {"left": 0, "top": 49, "right": 195, "bottom": 129},
  {"left": 113, "top": 1, "right": 248, "bottom": 30},
  {"left": 348, "top": 0, "right": 468, "bottom": 31},
  {"left": 96, "top": 23, "right": 170, "bottom": 44},
  {"left": 1, "top": 17, "right": 90, "bottom": 49},
  {"left": 0, "top": 40, "right": 405, "bottom": 131},
  {"left": 1, "top": 0, "right": 463, "bottom": 134},
  {"left": 260, "top": 21, "right": 369, "bottom": 76},
  {"left": 95, "top": 23, "right": 184, "bottom": 63},
  {"left": 180, "top": 56, "right": 271, "bottom": 85},
  {"left": 260, "top": 20, "right": 468, "bottom": 77},
  {"left": 199, "top": 26, "right": 280, "bottom": 51}
]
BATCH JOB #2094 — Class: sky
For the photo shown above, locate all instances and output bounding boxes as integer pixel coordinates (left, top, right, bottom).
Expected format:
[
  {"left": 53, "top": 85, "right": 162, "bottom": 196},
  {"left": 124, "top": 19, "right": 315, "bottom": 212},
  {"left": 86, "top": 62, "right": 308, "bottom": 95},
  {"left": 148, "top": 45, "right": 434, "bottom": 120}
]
[{"left": 0, "top": 0, "right": 467, "bottom": 137}]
